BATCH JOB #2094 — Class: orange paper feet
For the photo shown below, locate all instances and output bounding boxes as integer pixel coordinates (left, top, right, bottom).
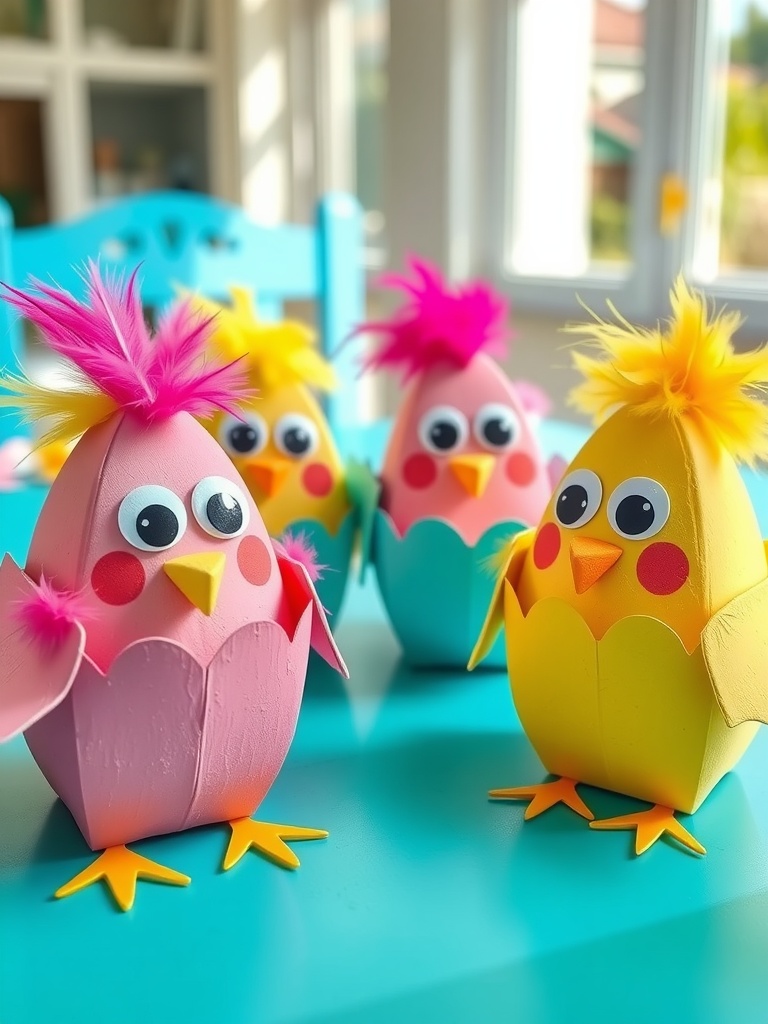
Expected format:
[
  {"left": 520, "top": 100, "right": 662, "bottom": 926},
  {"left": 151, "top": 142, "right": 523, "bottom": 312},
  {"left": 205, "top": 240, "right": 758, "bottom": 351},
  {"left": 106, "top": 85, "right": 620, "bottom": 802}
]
[
  {"left": 223, "top": 817, "right": 328, "bottom": 871},
  {"left": 489, "top": 776, "right": 594, "bottom": 821},
  {"left": 55, "top": 844, "right": 191, "bottom": 911},
  {"left": 590, "top": 803, "right": 706, "bottom": 855}
]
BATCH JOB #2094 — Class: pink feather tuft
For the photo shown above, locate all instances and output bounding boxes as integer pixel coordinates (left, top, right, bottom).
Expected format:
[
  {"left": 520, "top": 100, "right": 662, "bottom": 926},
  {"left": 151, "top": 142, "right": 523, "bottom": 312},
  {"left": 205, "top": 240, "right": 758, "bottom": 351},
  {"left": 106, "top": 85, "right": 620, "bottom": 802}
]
[
  {"left": 1, "top": 264, "right": 252, "bottom": 422},
  {"left": 356, "top": 256, "right": 511, "bottom": 380},
  {"left": 14, "top": 576, "right": 91, "bottom": 650},
  {"left": 511, "top": 379, "right": 552, "bottom": 418},
  {"left": 273, "top": 531, "right": 328, "bottom": 583}
]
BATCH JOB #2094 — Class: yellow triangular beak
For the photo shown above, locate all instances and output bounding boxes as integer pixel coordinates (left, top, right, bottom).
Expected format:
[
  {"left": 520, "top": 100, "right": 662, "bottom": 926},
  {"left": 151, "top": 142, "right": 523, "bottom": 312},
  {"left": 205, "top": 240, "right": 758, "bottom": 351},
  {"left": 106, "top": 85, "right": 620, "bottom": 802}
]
[
  {"left": 164, "top": 552, "right": 226, "bottom": 615},
  {"left": 449, "top": 454, "right": 496, "bottom": 498},
  {"left": 246, "top": 458, "right": 291, "bottom": 498}
]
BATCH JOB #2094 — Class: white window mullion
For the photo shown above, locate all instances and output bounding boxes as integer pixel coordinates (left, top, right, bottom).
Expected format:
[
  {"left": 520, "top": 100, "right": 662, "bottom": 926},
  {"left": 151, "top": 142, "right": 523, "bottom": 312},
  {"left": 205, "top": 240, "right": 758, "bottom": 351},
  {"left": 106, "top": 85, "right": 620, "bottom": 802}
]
[
  {"left": 484, "top": 0, "right": 685, "bottom": 323},
  {"left": 632, "top": 0, "right": 693, "bottom": 317},
  {"left": 312, "top": 0, "right": 356, "bottom": 197},
  {"left": 44, "top": 0, "right": 90, "bottom": 218},
  {"left": 507, "top": 0, "right": 594, "bottom": 279},
  {"left": 678, "top": 0, "right": 727, "bottom": 285},
  {"left": 236, "top": 0, "right": 294, "bottom": 223},
  {"left": 675, "top": 0, "right": 768, "bottom": 333}
]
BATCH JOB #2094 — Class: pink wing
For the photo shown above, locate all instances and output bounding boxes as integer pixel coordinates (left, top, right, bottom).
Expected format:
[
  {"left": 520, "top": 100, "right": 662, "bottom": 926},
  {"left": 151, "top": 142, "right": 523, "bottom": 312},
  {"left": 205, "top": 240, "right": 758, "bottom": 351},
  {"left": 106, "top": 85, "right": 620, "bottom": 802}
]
[
  {"left": 274, "top": 548, "right": 349, "bottom": 677},
  {"left": 0, "top": 555, "right": 86, "bottom": 742},
  {"left": 511, "top": 379, "right": 553, "bottom": 419}
]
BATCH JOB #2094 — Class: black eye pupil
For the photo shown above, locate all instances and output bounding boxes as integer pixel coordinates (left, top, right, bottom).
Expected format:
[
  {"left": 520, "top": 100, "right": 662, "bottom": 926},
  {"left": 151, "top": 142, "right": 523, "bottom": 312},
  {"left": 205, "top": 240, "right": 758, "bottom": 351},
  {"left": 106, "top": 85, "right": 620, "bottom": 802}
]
[
  {"left": 207, "top": 492, "right": 243, "bottom": 535},
  {"left": 429, "top": 421, "right": 459, "bottom": 450},
  {"left": 556, "top": 484, "right": 589, "bottom": 526},
  {"left": 283, "top": 426, "right": 312, "bottom": 455},
  {"left": 482, "top": 415, "right": 514, "bottom": 447},
  {"left": 228, "top": 424, "right": 259, "bottom": 454},
  {"left": 136, "top": 504, "right": 179, "bottom": 548},
  {"left": 615, "top": 494, "right": 655, "bottom": 536}
]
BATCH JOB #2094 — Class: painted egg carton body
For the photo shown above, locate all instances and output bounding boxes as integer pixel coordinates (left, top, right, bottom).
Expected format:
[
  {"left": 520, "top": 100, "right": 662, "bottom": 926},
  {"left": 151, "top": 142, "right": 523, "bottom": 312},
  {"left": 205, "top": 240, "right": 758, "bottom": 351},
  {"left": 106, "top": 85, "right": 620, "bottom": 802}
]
[
  {"left": 0, "top": 270, "right": 346, "bottom": 909},
  {"left": 472, "top": 281, "right": 768, "bottom": 855}
]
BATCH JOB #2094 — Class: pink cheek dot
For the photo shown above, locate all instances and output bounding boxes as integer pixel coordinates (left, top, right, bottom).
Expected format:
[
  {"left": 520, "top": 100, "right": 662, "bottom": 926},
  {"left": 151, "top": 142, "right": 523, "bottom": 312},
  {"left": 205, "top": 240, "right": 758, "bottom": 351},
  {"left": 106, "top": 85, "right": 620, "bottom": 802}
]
[
  {"left": 533, "top": 521, "right": 561, "bottom": 570},
  {"left": 302, "top": 462, "right": 333, "bottom": 497},
  {"left": 506, "top": 452, "right": 536, "bottom": 486},
  {"left": 90, "top": 551, "right": 146, "bottom": 606},
  {"left": 636, "top": 542, "right": 690, "bottom": 596},
  {"left": 402, "top": 453, "right": 437, "bottom": 489},
  {"left": 238, "top": 535, "right": 273, "bottom": 586}
]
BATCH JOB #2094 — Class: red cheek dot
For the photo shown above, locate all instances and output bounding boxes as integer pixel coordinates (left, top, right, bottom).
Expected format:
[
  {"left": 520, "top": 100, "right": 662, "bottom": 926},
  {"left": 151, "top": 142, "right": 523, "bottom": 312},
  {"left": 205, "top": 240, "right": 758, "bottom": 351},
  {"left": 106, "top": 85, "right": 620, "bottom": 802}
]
[
  {"left": 636, "top": 542, "right": 689, "bottom": 595},
  {"left": 91, "top": 551, "right": 145, "bottom": 606},
  {"left": 506, "top": 452, "right": 536, "bottom": 486},
  {"left": 302, "top": 462, "right": 333, "bottom": 497},
  {"left": 238, "top": 535, "right": 273, "bottom": 586},
  {"left": 402, "top": 453, "right": 437, "bottom": 489},
  {"left": 533, "top": 521, "right": 561, "bottom": 570}
]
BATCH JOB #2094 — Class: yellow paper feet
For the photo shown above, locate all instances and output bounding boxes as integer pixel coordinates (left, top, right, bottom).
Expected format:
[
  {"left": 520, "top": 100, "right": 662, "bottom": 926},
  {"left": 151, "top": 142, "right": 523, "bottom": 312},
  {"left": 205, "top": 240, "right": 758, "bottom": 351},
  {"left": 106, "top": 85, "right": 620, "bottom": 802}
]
[
  {"left": 489, "top": 776, "right": 594, "bottom": 821},
  {"left": 223, "top": 817, "right": 328, "bottom": 871},
  {"left": 590, "top": 804, "right": 706, "bottom": 855},
  {"left": 54, "top": 845, "right": 191, "bottom": 911}
]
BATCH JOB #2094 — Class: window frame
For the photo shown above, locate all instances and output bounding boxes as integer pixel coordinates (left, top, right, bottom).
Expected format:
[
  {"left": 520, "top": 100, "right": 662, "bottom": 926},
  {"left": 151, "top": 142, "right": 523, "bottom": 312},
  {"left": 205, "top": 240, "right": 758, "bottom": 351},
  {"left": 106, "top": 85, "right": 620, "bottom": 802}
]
[
  {"left": 305, "top": 0, "right": 768, "bottom": 330},
  {"left": 681, "top": 0, "right": 768, "bottom": 330},
  {"left": 484, "top": 0, "right": 688, "bottom": 322},
  {"left": 480, "top": 0, "right": 768, "bottom": 331}
]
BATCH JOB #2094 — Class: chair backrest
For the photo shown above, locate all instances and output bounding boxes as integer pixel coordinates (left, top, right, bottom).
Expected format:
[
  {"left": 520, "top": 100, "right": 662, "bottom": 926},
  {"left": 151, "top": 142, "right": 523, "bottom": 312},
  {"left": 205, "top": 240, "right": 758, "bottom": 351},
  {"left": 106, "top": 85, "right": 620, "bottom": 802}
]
[{"left": 0, "top": 190, "right": 364, "bottom": 442}]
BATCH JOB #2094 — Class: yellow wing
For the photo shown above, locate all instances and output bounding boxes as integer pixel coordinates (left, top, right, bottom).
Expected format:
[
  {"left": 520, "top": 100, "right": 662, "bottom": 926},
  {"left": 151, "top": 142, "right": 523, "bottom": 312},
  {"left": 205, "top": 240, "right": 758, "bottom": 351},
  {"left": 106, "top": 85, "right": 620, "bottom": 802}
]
[
  {"left": 701, "top": 556, "right": 768, "bottom": 727},
  {"left": 467, "top": 529, "right": 534, "bottom": 670}
]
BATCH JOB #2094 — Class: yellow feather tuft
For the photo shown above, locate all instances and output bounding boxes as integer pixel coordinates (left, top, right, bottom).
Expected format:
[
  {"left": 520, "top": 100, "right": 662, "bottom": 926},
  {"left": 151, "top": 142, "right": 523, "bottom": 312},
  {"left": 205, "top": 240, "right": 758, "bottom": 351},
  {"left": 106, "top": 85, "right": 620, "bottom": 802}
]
[
  {"left": 481, "top": 534, "right": 522, "bottom": 578},
  {"left": 190, "top": 287, "right": 337, "bottom": 394},
  {"left": 0, "top": 371, "right": 117, "bottom": 446},
  {"left": 565, "top": 276, "right": 768, "bottom": 463}
]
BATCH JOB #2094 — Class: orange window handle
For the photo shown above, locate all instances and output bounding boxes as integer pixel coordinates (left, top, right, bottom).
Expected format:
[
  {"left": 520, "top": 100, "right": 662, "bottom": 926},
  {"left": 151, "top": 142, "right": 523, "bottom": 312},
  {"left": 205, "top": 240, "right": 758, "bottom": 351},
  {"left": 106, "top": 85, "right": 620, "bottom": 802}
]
[{"left": 659, "top": 173, "right": 688, "bottom": 235}]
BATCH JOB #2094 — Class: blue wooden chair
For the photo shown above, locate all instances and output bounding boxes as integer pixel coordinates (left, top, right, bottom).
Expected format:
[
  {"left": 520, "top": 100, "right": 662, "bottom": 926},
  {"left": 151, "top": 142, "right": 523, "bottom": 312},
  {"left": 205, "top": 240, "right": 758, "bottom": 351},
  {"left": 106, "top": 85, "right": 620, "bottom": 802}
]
[
  {"left": 0, "top": 191, "right": 364, "bottom": 564},
  {"left": 0, "top": 190, "right": 364, "bottom": 443}
]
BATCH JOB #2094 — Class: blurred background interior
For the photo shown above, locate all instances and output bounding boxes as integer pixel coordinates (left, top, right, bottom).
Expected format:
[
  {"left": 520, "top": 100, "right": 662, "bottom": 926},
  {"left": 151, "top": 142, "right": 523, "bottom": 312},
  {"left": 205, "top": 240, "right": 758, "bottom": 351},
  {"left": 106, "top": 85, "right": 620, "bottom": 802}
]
[{"left": 1, "top": 0, "right": 767, "bottom": 421}]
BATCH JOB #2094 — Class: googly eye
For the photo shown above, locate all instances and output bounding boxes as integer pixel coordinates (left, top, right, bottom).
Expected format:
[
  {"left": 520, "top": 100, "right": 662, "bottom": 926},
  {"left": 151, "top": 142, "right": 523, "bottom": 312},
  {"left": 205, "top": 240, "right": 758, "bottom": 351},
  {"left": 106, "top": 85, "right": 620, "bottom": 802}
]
[
  {"left": 219, "top": 413, "right": 268, "bottom": 457},
  {"left": 474, "top": 403, "right": 520, "bottom": 451},
  {"left": 607, "top": 477, "right": 670, "bottom": 540},
  {"left": 418, "top": 406, "right": 469, "bottom": 454},
  {"left": 192, "top": 476, "right": 250, "bottom": 539},
  {"left": 554, "top": 469, "right": 602, "bottom": 529},
  {"left": 118, "top": 485, "right": 187, "bottom": 552},
  {"left": 274, "top": 414, "right": 319, "bottom": 458}
]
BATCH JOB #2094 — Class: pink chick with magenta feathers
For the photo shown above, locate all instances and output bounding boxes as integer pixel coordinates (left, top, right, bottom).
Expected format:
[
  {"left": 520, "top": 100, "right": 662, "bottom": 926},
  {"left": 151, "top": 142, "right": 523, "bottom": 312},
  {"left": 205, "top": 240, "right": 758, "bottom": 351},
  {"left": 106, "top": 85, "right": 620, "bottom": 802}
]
[
  {"left": 365, "top": 258, "right": 554, "bottom": 544},
  {"left": 0, "top": 266, "right": 347, "bottom": 911},
  {"left": 356, "top": 258, "right": 557, "bottom": 668},
  {"left": 381, "top": 353, "right": 553, "bottom": 545}
]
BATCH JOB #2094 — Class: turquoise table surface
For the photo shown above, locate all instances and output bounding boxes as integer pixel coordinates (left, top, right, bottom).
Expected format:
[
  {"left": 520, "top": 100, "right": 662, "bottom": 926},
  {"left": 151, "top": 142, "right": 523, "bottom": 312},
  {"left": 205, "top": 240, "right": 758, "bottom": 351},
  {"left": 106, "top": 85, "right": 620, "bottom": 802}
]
[{"left": 3, "top": 420, "right": 768, "bottom": 1024}]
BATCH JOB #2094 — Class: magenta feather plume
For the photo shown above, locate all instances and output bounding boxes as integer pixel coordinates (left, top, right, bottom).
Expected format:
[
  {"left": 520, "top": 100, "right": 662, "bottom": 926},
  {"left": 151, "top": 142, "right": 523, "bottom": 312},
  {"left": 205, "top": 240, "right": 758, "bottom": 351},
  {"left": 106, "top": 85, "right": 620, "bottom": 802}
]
[
  {"left": 274, "top": 531, "right": 328, "bottom": 583},
  {"left": 357, "top": 256, "right": 511, "bottom": 380},
  {"left": 15, "top": 576, "right": 92, "bottom": 651},
  {"left": 1, "top": 263, "right": 251, "bottom": 422}
]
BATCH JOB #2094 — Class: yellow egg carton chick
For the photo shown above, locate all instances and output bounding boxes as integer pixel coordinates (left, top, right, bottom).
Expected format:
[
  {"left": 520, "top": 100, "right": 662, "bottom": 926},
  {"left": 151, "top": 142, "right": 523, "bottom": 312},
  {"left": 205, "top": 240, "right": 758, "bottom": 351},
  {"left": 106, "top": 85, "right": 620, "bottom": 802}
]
[
  {"left": 194, "top": 288, "right": 350, "bottom": 537},
  {"left": 471, "top": 278, "right": 768, "bottom": 855}
]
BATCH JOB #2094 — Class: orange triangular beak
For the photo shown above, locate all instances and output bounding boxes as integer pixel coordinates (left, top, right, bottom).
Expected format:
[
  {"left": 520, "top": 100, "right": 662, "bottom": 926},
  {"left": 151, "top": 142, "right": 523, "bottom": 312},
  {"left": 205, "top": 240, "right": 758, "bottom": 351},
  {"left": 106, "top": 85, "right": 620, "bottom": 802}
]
[
  {"left": 246, "top": 458, "right": 291, "bottom": 498},
  {"left": 164, "top": 552, "right": 226, "bottom": 615},
  {"left": 449, "top": 454, "right": 496, "bottom": 498},
  {"left": 570, "top": 536, "right": 622, "bottom": 594}
]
